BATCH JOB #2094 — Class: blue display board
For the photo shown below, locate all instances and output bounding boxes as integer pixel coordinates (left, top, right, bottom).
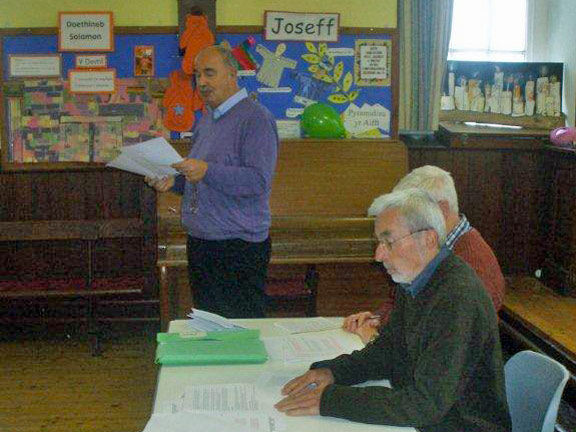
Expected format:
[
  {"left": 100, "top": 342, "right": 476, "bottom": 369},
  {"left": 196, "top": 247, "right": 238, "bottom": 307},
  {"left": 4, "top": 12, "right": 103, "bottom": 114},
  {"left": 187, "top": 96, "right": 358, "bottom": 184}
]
[
  {"left": 1, "top": 29, "right": 397, "bottom": 169},
  {"left": 219, "top": 32, "right": 395, "bottom": 137}
]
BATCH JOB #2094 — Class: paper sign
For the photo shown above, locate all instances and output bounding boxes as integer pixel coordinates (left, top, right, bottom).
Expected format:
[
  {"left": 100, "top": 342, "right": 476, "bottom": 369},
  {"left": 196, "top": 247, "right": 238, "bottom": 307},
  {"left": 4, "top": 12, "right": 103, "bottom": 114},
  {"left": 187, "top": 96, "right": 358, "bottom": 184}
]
[
  {"left": 276, "top": 120, "right": 301, "bottom": 139},
  {"left": 75, "top": 54, "right": 107, "bottom": 69},
  {"left": 69, "top": 69, "right": 116, "bottom": 94},
  {"left": 342, "top": 103, "right": 390, "bottom": 136},
  {"left": 354, "top": 39, "right": 392, "bottom": 87},
  {"left": 264, "top": 11, "right": 339, "bottom": 42},
  {"left": 9, "top": 55, "right": 62, "bottom": 78},
  {"left": 360, "top": 44, "right": 388, "bottom": 80},
  {"left": 59, "top": 11, "right": 114, "bottom": 52}
]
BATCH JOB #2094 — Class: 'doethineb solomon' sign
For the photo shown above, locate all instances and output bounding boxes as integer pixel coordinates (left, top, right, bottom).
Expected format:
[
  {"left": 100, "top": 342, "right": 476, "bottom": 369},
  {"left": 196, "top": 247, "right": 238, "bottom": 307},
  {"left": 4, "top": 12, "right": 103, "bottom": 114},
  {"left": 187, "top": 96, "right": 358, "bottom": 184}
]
[
  {"left": 264, "top": 11, "right": 339, "bottom": 42},
  {"left": 58, "top": 12, "right": 114, "bottom": 52}
]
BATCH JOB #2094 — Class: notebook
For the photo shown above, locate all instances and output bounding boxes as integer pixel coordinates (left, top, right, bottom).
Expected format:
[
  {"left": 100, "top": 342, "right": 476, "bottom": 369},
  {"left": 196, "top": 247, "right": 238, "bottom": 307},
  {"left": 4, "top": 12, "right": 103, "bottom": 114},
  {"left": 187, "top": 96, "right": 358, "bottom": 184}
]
[{"left": 155, "top": 338, "right": 269, "bottom": 366}]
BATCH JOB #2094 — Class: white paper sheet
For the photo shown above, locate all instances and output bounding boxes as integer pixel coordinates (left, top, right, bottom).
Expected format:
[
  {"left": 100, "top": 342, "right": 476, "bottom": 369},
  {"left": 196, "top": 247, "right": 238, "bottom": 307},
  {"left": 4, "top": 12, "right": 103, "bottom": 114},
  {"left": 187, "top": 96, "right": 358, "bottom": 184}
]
[
  {"left": 283, "top": 334, "right": 356, "bottom": 364},
  {"left": 186, "top": 308, "right": 246, "bottom": 332},
  {"left": 273, "top": 317, "right": 341, "bottom": 334},
  {"left": 106, "top": 137, "right": 183, "bottom": 178},
  {"left": 183, "top": 383, "right": 271, "bottom": 413},
  {"left": 142, "top": 412, "right": 252, "bottom": 432}
]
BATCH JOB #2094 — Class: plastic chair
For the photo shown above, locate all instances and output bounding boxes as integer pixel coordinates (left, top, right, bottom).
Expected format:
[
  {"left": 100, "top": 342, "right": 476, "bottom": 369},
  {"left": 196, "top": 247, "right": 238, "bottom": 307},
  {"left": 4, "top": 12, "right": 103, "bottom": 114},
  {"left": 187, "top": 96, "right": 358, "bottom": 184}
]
[{"left": 505, "top": 350, "right": 570, "bottom": 432}]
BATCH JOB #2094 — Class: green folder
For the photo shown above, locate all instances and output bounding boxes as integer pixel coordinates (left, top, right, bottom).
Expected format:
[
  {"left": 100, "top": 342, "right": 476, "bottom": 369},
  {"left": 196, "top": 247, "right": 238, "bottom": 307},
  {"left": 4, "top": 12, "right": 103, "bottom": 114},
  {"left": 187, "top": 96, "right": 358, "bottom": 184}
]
[
  {"left": 155, "top": 338, "right": 269, "bottom": 365},
  {"left": 156, "top": 328, "right": 260, "bottom": 343}
]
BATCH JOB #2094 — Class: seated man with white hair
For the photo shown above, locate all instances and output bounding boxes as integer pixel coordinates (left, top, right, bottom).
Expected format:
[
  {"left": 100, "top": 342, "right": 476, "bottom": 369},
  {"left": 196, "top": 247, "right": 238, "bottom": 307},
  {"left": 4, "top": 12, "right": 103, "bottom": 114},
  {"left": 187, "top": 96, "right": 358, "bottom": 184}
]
[
  {"left": 275, "top": 188, "right": 511, "bottom": 432},
  {"left": 344, "top": 165, "right": 505, "bottom": 343}
]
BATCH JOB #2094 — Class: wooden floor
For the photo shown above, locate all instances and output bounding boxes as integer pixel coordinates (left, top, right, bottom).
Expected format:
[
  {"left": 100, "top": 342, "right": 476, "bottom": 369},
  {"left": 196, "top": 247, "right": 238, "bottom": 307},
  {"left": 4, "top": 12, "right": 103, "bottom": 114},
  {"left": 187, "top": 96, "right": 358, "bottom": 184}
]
[{"left": 0, "top": 262, "right": 388, "bottom": 432}]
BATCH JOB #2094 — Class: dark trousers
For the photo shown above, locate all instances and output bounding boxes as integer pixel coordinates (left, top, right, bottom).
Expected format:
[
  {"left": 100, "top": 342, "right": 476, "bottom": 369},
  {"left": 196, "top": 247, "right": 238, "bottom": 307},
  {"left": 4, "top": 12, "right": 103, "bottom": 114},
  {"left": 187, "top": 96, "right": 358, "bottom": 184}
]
[{"left": 186, "top": 236, "right": 271, "bottom": 318}]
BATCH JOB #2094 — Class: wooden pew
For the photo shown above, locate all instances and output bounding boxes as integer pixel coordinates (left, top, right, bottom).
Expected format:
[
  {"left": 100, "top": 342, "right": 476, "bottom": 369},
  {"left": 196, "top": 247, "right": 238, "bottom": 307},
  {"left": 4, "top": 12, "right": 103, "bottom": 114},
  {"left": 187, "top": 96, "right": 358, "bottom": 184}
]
[
  {"left": 501, "top": 277, "right": 576, "bottom": 367},
  {"left": 0, "top": 218, "right": 156, "bottom": 354},
  {"left": 157, "top": 139, "right": 408, "bottom": 328}
]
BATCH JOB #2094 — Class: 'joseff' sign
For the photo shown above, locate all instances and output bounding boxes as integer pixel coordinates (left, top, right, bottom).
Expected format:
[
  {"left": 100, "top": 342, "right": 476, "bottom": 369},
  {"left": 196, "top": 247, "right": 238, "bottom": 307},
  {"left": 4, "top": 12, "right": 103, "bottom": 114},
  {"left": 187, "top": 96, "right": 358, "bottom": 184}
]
[
  {"left": 264, "top": 11, "right": 339, "bottom": 42},
  {"left": 59, "top": 12, "right": 114, "bottom": 52}
]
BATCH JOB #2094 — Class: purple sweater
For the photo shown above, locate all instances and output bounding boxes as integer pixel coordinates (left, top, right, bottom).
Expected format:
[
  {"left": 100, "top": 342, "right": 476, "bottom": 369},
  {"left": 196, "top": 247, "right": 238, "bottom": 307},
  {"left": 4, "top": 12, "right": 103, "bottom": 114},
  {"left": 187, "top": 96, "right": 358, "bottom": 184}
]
[{"left": 173, "top": 97, "right": 278, "bottom": 242}]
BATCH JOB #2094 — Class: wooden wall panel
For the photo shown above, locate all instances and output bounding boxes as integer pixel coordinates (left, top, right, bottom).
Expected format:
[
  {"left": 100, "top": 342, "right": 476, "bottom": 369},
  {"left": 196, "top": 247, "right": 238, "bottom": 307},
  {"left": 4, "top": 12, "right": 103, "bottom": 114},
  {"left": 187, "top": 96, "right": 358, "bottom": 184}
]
[
  {"left": 408, "top": 146, "right": 543, "bottom": 276},
  {"left": 0, "top": 169, "right": 156, "bottom": 285}
]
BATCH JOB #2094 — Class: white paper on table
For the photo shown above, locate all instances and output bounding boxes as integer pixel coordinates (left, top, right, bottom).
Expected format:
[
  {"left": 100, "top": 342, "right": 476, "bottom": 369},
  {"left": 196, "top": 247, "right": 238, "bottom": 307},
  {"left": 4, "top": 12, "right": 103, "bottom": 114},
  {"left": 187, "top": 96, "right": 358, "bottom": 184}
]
[
  {"left": 273, "top": 317, "right": 341, "bottom": 334},
  {"left": 142, "top": 412, "right": 252, "bottom": 432},
  {"left": 186, "top": 308, "right": 247, "bottom": 332},
  {"left": 182, "top": 383, "right": 277, "bottom": 413},
  {"left": 283, "top": 334, "right": 357, "bottom": 364},
  {"left": 261, "top": 337, "right": 285, "bottom": 361}
]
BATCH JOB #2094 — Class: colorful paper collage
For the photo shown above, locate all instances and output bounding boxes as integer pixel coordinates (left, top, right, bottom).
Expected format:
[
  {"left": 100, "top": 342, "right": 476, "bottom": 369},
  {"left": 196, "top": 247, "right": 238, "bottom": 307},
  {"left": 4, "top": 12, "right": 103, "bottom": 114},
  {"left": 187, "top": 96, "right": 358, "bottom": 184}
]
[{"left": 9, "top": 78, "right": 169, "bottom": 163}]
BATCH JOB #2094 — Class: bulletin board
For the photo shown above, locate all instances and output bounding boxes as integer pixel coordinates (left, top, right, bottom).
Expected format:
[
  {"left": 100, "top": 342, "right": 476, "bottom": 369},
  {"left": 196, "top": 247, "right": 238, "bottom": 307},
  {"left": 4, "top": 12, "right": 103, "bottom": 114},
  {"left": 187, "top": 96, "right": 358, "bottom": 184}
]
[
  {"left": 0, "top": 26, "right": 397, "bottom": 171},
  {"left": 0, "top": 27, "right": 180, "bottom": 171},
  {"left": 218, "top": 27, "right": 398, "bottom": 141}
]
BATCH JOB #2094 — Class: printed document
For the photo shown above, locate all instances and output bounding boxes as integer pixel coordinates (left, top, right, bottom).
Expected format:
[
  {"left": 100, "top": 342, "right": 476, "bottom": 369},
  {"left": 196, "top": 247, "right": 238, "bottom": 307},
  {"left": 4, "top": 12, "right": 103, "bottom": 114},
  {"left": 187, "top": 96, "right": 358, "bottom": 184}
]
[{"left": 273, "top": 317, "right": 341, "bottom": 334}]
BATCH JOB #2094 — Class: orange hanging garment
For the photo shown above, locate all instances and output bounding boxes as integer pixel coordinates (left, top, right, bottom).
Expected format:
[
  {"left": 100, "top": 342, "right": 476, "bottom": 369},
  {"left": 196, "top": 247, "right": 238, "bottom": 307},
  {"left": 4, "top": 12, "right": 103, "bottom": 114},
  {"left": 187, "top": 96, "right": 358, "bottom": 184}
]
[
  {"left": 163, "top": 70, "right": 199, "bottom": 132},
  {"left": 179, "top": 14, "right": 215, "bottom": 75}
]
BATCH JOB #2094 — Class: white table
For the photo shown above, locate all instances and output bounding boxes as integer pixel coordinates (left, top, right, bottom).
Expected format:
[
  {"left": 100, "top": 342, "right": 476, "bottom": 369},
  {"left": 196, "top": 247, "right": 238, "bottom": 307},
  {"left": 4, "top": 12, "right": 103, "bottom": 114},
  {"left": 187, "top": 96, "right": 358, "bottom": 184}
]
[{"left": 153, "top": 318, "right": 415, "bottom": 432}]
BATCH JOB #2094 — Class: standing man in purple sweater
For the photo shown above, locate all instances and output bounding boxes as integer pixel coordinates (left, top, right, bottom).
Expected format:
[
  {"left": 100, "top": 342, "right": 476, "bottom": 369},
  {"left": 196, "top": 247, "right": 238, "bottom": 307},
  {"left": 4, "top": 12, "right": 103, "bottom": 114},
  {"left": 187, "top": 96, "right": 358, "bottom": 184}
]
[{"left": 147, "top": 45, "right": 279, "bottom": 318}]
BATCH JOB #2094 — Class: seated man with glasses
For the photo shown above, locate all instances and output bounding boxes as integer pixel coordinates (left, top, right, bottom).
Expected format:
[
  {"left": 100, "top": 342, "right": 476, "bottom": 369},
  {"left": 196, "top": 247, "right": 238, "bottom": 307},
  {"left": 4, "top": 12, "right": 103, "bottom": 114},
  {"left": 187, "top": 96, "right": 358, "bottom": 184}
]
[
  {"left": 343, "top": 165, "right": 505, "bottom": 344},
  {"left": 275, "top": 188, "right": 511, "bottom": 432}
]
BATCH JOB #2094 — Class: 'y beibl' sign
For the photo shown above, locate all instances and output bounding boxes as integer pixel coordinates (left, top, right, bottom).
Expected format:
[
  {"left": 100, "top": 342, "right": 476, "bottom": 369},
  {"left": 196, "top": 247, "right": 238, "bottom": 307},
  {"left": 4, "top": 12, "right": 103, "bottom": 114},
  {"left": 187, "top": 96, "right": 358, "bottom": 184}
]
[
  {"left": 59, "top": 12, "right": 114, "bottom": 52},
  {"left": 264, "top": 11, "right": 339, "bottom": 42}
]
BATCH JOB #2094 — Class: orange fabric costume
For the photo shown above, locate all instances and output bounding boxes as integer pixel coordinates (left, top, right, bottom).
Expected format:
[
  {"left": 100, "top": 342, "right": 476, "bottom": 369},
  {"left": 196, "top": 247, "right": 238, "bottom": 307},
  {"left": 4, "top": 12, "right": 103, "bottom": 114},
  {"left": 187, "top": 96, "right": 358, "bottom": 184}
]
[{"left": 179, "top": 14, "right": 215, "bottom": 75}]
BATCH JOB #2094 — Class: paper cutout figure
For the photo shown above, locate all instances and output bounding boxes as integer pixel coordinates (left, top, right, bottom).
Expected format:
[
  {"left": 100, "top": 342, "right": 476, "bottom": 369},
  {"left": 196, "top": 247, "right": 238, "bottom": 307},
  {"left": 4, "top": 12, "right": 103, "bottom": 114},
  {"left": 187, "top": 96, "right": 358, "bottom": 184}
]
[
  {"left": 231, "top": 37, "right": 258, "bottom": 70},
  {"left": 549, "top": 75, "right": 561, "bottom": 116},
  {"left": 525, "top": 76, "right": 535, "bottom": 116},
  {"left": 512, "top": 75, "right": 525, "bottom": 116},
  {"left": 163, "top": 70, "right": 203, "bottom": 132},
  {"left": 255, "top": 44, "right": 297, "bottom": 88},
  {"left": 179, "top": 14, "right": 215, "bottom": 75},
  {"left": 290, "top": 71, "right": 333, "bottom": 105}
]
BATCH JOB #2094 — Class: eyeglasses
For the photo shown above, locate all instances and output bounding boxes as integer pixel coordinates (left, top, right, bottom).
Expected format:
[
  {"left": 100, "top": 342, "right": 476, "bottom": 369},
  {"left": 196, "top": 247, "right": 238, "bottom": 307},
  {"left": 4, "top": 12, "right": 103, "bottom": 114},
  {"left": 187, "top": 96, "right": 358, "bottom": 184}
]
[{"left": 378, "top": 228, "right": 430, "bottom": 252}]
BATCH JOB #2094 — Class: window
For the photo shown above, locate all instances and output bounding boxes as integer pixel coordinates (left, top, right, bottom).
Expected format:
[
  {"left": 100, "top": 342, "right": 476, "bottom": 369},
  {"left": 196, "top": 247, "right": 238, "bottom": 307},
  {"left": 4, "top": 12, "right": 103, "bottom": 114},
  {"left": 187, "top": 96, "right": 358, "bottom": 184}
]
[{"left": 448, "top": 0, "right": 528, "bottom": 62}]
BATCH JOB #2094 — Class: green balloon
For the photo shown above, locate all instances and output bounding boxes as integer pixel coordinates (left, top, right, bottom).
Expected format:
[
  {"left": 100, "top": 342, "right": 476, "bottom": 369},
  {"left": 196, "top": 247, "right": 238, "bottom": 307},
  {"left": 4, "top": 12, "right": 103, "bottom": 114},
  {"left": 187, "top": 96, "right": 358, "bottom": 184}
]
[{"left": 301, "top": 103, "right": 345, "bottom": 138}]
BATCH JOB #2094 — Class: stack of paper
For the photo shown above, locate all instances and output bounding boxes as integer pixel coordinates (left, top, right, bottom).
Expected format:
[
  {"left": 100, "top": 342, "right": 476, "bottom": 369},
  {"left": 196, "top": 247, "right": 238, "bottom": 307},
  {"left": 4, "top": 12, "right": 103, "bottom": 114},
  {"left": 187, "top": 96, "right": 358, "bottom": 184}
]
[
  {"left": 106, "top": 137, "right": 183, "bottom": 178},
  {"left": 186, "top": 308, "right": 247, "bottom": 332}
]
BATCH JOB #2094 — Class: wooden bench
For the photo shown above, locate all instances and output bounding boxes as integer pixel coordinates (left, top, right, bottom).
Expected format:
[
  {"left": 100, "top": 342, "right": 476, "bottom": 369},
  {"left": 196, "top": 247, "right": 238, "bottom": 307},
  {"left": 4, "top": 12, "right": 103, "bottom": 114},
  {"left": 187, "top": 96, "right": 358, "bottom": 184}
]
[
  {"left": 157, "top": 139, "right": 408, "bottom": 329},
  {"left": 0, "top": 219, "right": 155, "bottom": 354},
  {"left": 500, "top": 277, "right": 576, "bottom": 369}
]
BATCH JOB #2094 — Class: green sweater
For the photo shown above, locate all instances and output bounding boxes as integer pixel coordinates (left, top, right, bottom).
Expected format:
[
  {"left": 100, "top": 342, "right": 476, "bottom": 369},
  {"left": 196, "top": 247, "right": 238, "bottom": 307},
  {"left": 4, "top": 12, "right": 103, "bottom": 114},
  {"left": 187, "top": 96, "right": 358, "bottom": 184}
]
[{"left": 313, "top": 253, "right": 511, "bottom": 432}]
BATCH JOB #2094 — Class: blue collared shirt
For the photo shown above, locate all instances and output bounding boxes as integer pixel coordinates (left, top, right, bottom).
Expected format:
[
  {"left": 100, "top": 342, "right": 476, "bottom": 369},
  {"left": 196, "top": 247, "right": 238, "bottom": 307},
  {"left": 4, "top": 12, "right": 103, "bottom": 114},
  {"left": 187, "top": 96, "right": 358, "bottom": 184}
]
[
  {"left": 211, "top": 88, "right": 248, "bottom": 120},
  {"left": 400, "top": 246, "right": 451, "bottom": 298}
]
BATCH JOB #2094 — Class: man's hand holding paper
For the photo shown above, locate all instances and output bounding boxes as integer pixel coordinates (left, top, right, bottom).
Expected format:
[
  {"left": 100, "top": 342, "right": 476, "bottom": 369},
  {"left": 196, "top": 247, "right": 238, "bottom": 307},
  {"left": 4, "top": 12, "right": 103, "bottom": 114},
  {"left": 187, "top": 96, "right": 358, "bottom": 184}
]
[{"left": 172, "top": 158, "right": 208, "bottom": 183}]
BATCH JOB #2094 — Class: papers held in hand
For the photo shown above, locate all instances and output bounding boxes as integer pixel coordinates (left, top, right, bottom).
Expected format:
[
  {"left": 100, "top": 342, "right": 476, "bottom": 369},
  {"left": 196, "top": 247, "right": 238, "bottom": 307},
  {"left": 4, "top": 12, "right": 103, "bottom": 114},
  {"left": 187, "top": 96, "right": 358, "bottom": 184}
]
[{"left": 106, "top": 137, "right": 184, "bottom": 178}]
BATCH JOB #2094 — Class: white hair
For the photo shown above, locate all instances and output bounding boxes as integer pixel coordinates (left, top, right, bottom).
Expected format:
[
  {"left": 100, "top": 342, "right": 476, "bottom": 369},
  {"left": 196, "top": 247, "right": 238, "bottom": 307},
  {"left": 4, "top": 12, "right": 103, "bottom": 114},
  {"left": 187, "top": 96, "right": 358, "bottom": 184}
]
[
  {"left": 368, "top": 188, "right": 446, "bottom": 245},
  {"left": 392, "top": 165, "right": 459, "bottom": 214}
]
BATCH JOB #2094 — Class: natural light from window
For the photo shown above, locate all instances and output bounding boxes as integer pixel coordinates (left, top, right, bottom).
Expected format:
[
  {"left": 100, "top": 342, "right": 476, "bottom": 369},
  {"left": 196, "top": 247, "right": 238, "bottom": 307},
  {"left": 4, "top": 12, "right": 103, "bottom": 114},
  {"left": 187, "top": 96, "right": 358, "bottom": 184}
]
[{"left": 448, "top": 0, "right": 527, "bottom": 62}]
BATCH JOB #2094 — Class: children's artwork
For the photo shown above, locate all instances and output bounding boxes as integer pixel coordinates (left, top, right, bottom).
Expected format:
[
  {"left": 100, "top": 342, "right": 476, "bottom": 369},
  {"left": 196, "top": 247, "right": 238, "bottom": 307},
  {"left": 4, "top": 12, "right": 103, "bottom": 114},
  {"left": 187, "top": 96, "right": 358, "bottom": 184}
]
[
  {"left": 441, "top": 61, "right": 564, "bottom": 118},
  {"left": 8, "top": 78, "right": 169, "bottom": 163},
  {"left": 218, "top": 32, "right": 396, "bottom": 138},
  {"left": 255, "top": 44, "right": 297, "bottom": 88},
  {"left": 134, "top": 46, "right": 155, "bottom": 77},
  {"left": 1, "top": 31, "right": 181, "bottom": 168}
]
